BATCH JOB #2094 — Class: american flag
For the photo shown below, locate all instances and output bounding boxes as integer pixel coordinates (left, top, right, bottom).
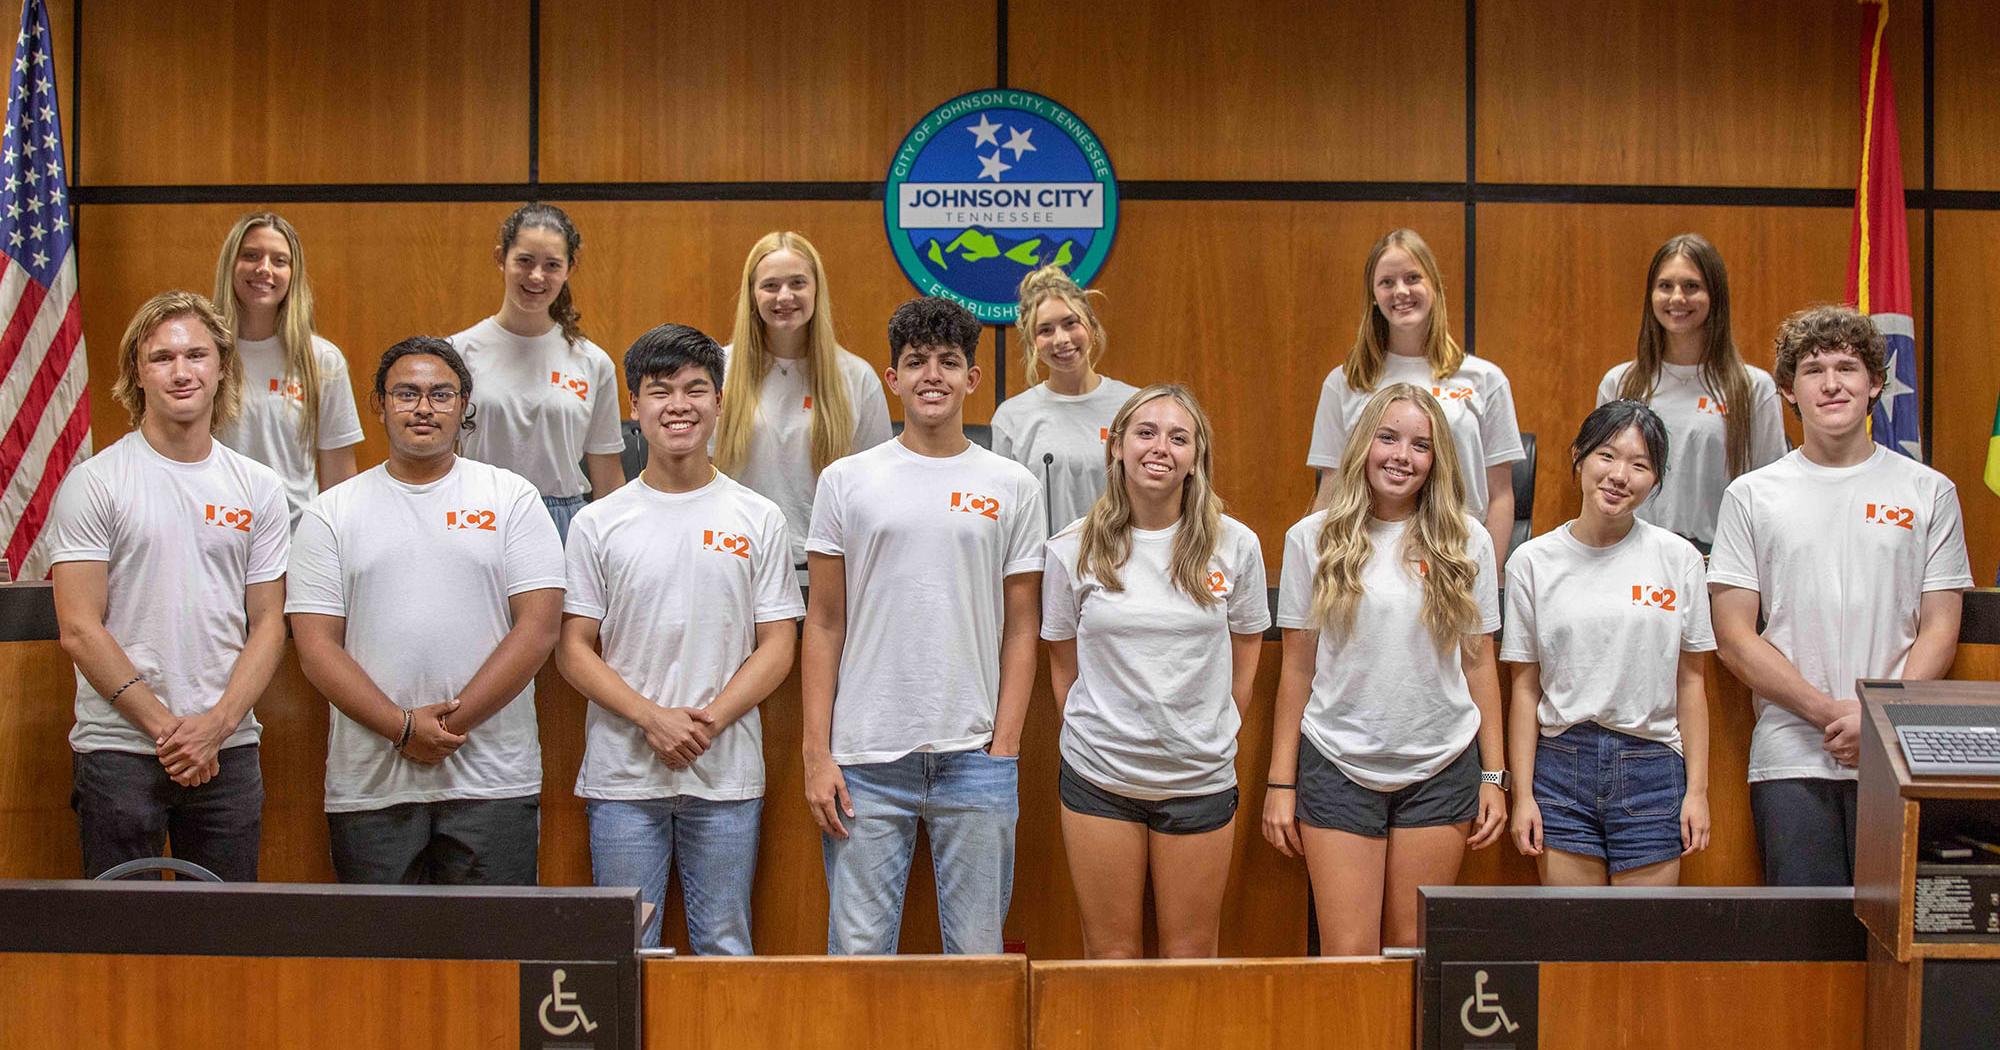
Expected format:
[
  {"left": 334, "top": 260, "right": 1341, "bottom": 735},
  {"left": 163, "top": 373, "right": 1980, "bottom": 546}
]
[{"left": 0, "top": 0, "right": 88, "bottom": 579}]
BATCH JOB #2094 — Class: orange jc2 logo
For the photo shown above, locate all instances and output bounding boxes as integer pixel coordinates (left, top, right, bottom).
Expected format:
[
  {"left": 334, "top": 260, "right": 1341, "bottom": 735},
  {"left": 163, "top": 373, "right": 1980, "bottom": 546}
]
[
  {"left": 1431, "top": 386, "right": 1474, "bottom": 402},
  {"left": 949, "top": 492, "right": 1000, "bottom": 520},
  {"left": 445, "top": 509, "right": 498, "bottom": 531},
  {"left": 203, "top": 504, "right": 254, "bottom": 532},
  {"left": 702, "top": 529, "right": 752, "bottom": 559},
  {"left": 1695, "top": 396, "right": 1727, "bottom": 416},
  {"left": 268, "top": 377, "right": 305, "bottom": 405},
  {"left": 1098, "top": 427, "right": 1110, "bottom": 442},
  {"left": 1864, "top": 503, "right": 1916, "bottom": 530},
  {"left": 1206, "top": 570, "right": 1231, "bottom": 596},
  {"left": 802, "top": 395, "right": 813, "bottom": 410},
  {"left": 549, "top": 371, "right": 589, "bottom": 402},
  {"left": 1631, "top": 585, "right": 1678, "bottom": 611}
]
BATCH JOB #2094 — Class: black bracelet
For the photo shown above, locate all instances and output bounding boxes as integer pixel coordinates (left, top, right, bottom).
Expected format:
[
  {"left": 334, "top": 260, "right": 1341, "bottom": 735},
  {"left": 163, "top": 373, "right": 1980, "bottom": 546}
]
[
  {"left": 1266, "top": 782, "right": 1297, "bottom": 790},
  {"left": 107, "top": 675, "right": 143, "bottom": 703}
]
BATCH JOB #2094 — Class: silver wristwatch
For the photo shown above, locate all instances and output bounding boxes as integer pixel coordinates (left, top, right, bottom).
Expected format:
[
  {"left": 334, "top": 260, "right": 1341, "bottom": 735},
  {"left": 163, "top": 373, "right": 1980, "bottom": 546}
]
[{"left": 1480, "top": 769, "right": 1512, "bottom": 791}]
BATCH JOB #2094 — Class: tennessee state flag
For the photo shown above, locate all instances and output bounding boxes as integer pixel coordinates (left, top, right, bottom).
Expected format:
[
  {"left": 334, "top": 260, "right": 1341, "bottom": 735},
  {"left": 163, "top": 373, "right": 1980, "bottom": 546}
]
[{"left": 1847, "top": 0, "right": 1920, "bottom": 459}]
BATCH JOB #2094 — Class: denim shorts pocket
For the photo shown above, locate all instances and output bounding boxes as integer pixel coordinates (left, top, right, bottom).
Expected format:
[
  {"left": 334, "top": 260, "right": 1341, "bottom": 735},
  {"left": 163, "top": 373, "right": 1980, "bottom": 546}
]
[
  {"left": 1616, "top": 747, "right": 1684, "bottom": 818},
  {"left": 1532, "top": 737, "right": 1581, "bottom": 810}
]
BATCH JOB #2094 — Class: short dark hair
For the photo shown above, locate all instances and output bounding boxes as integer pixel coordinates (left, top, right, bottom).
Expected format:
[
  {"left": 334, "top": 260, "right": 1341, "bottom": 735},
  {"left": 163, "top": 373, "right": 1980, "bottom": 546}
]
[
  {"left": 374, "top": 336, "right": 477, "bottom": 432},
  {"left": 1571, "top": 399, "right": 1671, "bottom": 489},
  {"left": 887, "top": 296, "right": 981, "bottom": 364},
  {"left": 1772, "top": 304, "right": 1889, "bottom": 416},
  {"left": 625, "top": 323, "right": 725, "bottom": 391}
]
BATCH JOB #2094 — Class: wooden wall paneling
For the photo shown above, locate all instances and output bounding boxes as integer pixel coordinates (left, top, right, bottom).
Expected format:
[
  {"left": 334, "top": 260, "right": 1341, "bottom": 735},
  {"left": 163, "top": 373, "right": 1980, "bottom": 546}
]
[
  {"left": 45, "top": 0, "right": 73, "bottom": 177},
  {"left": 77, "top": 1, "right": 529, "bottom": 185},
  {"left": 0, "top": 954, "right": 518, "bottom": 1049},
  {"left": 1929, "top": 212, "right": 2000, "bottom": 585},
  {"left": 1008, "top": 0, "right": 1465, "bottom": 182},
  {"left": 1030, "top": 958, "right": 1413, "bottom": 1050},
  {"left": 1934, "top": 0, "right": 2000, "bottom": 190},
  {"left": 1477, "top": 0, "right": 1923, "bottom": 187},
  {"left": 1948, "top": 643, "right": 2000, "bottom": 681},
  {"left": 0, "top": 640, "right": 81, "bottom": 877},
  {"left": 643, "top": 955, "right": 1027, "bottom": 1050},
  {"left": 538, "top": 0, "right": 995, "bottom": 183},
  {"left": 1536, "top": 961, "right": 1865, "bottom": 1050}
]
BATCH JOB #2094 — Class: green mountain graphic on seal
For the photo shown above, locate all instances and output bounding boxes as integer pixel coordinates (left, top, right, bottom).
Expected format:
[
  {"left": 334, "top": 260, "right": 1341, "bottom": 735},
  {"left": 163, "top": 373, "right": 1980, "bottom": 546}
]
[{"left": 923, "top": 228, "right": 1079, "bottom": 271}]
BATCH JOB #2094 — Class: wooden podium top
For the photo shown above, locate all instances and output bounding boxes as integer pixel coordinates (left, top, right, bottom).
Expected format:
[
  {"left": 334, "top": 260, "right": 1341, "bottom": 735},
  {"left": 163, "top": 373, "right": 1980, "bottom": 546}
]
[{"left": 1858, "top": 679, "right": 2000, "bottom": 799}]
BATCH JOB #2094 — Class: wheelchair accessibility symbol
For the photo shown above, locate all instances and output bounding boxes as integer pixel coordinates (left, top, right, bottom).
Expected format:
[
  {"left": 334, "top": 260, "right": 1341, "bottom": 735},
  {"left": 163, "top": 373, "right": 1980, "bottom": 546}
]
[
  {"left": 1459, "top": 968, "right": 1520, "bottom": 1038},
  {"left": 539, "top": 968, "right": 599, "bottom": 1037}
]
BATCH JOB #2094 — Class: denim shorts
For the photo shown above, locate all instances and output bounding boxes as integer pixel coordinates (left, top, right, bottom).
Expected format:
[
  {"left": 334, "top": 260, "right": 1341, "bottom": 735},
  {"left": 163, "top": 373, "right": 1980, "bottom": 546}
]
[
  {"left": 1295, "top": 740, "right": 1478, "bottom": 838},
  {"left": 1534, "top": 721, "right": 1685, "bottom": 873},
  {"left": 1057, "top": 757, "right": 1237, "bottom": 835}
]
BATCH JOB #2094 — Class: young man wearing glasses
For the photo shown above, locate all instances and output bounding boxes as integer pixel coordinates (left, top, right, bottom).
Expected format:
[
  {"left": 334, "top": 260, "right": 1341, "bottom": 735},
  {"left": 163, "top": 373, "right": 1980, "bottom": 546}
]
[{"left": 287, "top": 336, "right": 565, "bottom": 884}]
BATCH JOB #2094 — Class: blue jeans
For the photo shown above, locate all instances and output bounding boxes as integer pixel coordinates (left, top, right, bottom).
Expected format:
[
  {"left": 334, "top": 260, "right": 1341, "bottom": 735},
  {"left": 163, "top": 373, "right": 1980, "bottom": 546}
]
[
  {"left": 543, "top": 493, "right": 589, "bottom": 543},
  {"left": 824, "top": 748, "right": 1019, "bottom": 955},
  {"left": 587, "top": 796, "right": 762, "bottom": 954}
]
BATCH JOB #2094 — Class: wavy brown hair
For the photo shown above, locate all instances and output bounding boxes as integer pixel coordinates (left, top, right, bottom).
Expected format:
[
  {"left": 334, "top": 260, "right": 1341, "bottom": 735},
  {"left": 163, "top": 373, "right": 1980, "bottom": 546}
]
[{"left": 112, "top": 291, "right": 242, "bottom": 433}]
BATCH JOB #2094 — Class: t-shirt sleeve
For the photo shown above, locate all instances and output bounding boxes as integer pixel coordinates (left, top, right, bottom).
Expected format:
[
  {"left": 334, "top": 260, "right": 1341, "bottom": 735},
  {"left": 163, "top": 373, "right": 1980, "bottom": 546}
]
[
  {"left": 1004, "top": 471, "right": 1048, "bottom": 575},
  {"left": 560, "top": 513, "right": 606, "bottom": 620},
  {"left": 1274, "top": 520, "right": 1317, "bottom": 630},
  {"left": 1748, "top": 377, "right": 1790, "bottom": 469},
  {"left": 1470, "top": 527, "right": 1502, "bottom": 633},
  {"left": 1678, "top": 546, "right": 1717, "bottom": 652},
  {"left": 1497, "top": 550, "right": 1537, "bottom": 662},
  {"left": 583, "top": 350, "right": 627, "bottom": 456},
  {"left": 245, "top": 473, "right": 291, "bottom": 584},
  {"left": 503, "top": 480, "right": 567, "bottom": 594},
  {"left": 316, "top": 346, "right": 365, "bottom": 450},
  {"left": 1706, "top": 485, "right": 1760, "bottom": 591},
  {"left": 1921, "top": 480, "right": 1976, "bottom": 592},
  {"left": 1226, "top": 529, "right": 1272, "bottom": 635},
  {"left": 753, "top": 507, "right": 807, "bottom": 620},
  {"left": 1595, "top": 365, "right": 1621, "bottom": 407},
  {"left": 283, "top": 506, "right": 347, "bottom": 616},
  {"left": 849, "top": 363, "right": 892, "bottom": 453},
  {"left": 1304, "top": 376, "right": 1345, "bottom": 470},
  {"left": 45, "top": 467, "right": 112, "bottom": 565},
  {"left": 1038, "top": 542, "right": 1079, "bottom": 642},
  {"left": 805, "top": 466, "right": 845, "bottom": 557},
  {"left": 989, "top": 407, "right": 1016, "bottom": 460},
  {"left": 1479, "top": 368, "right": 1527, "bottom": 466}
]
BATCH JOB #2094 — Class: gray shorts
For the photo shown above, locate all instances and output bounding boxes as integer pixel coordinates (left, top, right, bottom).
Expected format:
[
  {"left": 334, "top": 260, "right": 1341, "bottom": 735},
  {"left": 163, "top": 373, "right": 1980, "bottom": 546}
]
[
  {"left": 1058, "top": 757, "right": 1237, "bottom": 835},
  {"left": 1295, "top": 741, "right": 1478, "bottom": 838}
]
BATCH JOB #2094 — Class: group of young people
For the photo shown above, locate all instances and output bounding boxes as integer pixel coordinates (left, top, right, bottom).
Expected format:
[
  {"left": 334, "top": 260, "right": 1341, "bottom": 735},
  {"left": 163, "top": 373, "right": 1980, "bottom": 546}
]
[{"left": 47, "top": 205, "right": 1974, "bottom": 961}]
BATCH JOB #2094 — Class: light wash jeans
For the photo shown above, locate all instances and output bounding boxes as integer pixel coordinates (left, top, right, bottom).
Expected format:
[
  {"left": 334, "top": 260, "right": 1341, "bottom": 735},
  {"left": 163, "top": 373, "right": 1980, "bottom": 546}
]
[
  {"left": 586, "top": 796, "right": 762, "bottom": 953},
  {"left": 823, "top": 748, "right": 1019, "bottom": 955},
  {"left": 543, "top": 493, "right": 589, "bottom": 543}
]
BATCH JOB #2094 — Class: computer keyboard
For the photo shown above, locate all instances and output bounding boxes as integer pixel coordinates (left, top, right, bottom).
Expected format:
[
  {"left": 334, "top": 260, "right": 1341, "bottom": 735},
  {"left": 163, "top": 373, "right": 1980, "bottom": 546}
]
[{"left": 1897, "top": 726, "right": 2000, "bottom": 777}]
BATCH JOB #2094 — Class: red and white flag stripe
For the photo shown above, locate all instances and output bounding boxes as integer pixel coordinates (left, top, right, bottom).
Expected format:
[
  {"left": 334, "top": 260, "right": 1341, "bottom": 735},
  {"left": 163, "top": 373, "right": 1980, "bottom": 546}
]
[{"left": 0, "top": 248, "right": 90, "bottom": 580}]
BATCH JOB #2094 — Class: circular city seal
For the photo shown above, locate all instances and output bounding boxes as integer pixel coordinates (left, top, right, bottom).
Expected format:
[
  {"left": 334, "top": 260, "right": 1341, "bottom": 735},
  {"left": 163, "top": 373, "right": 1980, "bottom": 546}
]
[{"left": 884, "top": 89, "right": 1118, "bottom": 323}]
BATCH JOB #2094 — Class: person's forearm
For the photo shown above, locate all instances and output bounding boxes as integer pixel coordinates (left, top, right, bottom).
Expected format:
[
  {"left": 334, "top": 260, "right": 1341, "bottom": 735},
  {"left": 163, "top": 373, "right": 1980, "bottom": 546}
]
[
  {"left": 556, "top": 633, "right": 660, "bottom": 726},
  {"left": 1715, "top": 628, "right": 1841, "bottom": 727},
  {"left": 1903, "top": 593, "right": 1964, "bottom": 680},
  {"left": 1311, "top": 469, "right": 1337, "bottom": 513},
  {"left": 1467, "top": 641, "right": 1506, "bottom": 770},
  {"left": 295, "top": 635, "right": 406, "bottom": 741},
  {"left": 1267, "top": 633, "right": 1313, "bottom": 781},
  {"left": 1483, "top": 488, "right": 1515, "bottom": 569},
  {"left": 703, "top": 629, "right": 796, "bottom": 731},
  {"left": 991, "top": 618, "right": 1038, "bottom": 752},
  {"left": 207, "top": 608, "right": 288, "bottom": 730},
  {"left": 800, "top": 618, "right": 844, "bottom": 760},
  {"left": 1228, "top": 634, "right": 1261, "bottom": 720},
  {"left": 450, "top": 613, "right": 560, "bottom": 734},
  {"left": 1505, "top": 665, "right": 1540, "bottom": 789},
  {"left": 61, "top": 622, "right": 176, "bottom": 739},
  {"left": 1678, "top": 660, "right": 1710, "bottom": 796},
  {"left": 586, "top": 454, "right": 624, "bottom": 503}
]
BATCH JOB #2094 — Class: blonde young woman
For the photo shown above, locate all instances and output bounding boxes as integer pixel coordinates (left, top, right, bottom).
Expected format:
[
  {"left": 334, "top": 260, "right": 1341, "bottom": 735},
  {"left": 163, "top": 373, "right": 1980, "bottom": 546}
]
[
  {"left": 1042, "top": 384, "right": 1268, "bottom": 959},
  {"left": 1266, "top": 383, "right": 1508, "bottom": 955},
  {"left": 1597, "top": 233, "right": 1787, "bottom": 552},
  {"left": 992, "top": 265, "right": 1139, "bottom": 531},
  {"left": 450, "top": 202, "right": 626, "bottom": 541},
  {"left": 714, "top": 231, "right": 891, "bottom": 567},
  {"left": 213, "top": 212, "right": 362, "bottom": 529},
  {"left": 1307, "top": 229, "right": 1524, "bottom": 565}
]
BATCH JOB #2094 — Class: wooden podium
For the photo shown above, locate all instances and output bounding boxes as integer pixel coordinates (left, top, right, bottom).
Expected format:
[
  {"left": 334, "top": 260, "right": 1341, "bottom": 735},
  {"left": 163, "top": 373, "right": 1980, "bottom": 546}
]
[{"left": 1855, "top": 680, "right": 2000, "bottom": 1050}]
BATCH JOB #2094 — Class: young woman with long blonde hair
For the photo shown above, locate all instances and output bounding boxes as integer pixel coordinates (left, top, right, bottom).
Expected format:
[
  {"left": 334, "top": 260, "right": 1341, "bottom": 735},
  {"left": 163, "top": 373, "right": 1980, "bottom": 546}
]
[
  {"left": 713, "top": 231, "right": 891, "bottom": 567},
  {"left": 1043, "top": 384, "right": 1267, "bottom": 958},
  {"left": 213, "top": 212, "right": 362, "bottom": 528},
  {"left": 1266, "top": 383, "right": 1508, "bottom": 955}
]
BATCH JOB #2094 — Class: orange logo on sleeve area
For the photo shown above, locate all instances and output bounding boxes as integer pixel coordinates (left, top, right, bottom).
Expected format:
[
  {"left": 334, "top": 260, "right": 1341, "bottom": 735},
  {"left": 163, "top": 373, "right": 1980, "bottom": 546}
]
[
  {"left": 949, "top": 491, "right": 1001, "bottom": 520},
  {"left": 1631, "top": 584, "right": 1678, "bottom": 611},
  {"left": 1864, "top": 503, "right": 1916, "bottom": 530},
  {"left": 702, "top": 529, "right": 752, "bottom": 559},
  {"left": 203, "top": 504, "right": 254, "bottom": 532},
  {"left": 445, "top": 509, "right": 498, "bottom": 532},
  {"left": 549, "top": 371, "right": 589, "bottom": 402}
]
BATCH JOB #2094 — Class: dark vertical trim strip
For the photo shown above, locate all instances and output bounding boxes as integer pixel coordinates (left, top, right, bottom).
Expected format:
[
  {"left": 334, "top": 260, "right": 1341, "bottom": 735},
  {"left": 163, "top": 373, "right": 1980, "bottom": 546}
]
[
  {"left": 69, "top": 0, "right": 80, "bottom": 189},
  {"left": 995, "top": 0, "right": 1008, "bottom": 88},
  {"left": 1462, "top": 0, "right": 1477, "bottom": 356},
  {"left": 527, "top": 0, "right": 540, "bottom": 189},
  {"left": 1921, "top": 0, "right": 1935, "bottom": 462},
  {"left": 991, "top": 325, "right": 1007, "bottom": 405}
]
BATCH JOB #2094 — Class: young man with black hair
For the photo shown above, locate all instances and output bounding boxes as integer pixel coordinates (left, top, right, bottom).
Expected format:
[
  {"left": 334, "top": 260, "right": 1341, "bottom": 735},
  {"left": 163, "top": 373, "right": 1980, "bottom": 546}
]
[
  {"left": 803, "top": 296, "right": 1047, "bottom": 954},
  {"left": 555, "top": 324, "right": 802, "bottom": 953},
  {"left": 287, "top": 336, "right": 564, "bottom": 884}
]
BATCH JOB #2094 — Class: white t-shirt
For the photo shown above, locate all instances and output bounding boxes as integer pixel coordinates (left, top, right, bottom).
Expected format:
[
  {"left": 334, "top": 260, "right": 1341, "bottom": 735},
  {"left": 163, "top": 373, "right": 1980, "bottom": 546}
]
[
  {"left": 1708, "top": 447, "right": 1974, "bottom": 782},
  {"left": 216, "top": 334, "right": 365, "bottom": 531},
  {"left": 451, "top": 317, "right": 626, "bottom": 499},
  {"left": 991, "top": 377, "right": 1141, "bottom": 537},
  {"left": 563, "top": 471, "right": 804, "bottom": 801},
  {"left": 286, "top": 457, "right": 566, "bottom": 812},
  {"left": 1305, "top": 354, "right": 1525, "bottom": 520},
  {"left": 1276, "top": 511, "right": 1500, "bottom": 792},
  {"left": 1042, "top": 514, "right": 1270, "bottom": 799},
  {"left": 807, "top": 438, "right": 1046, "bottom": 764},
  {"left": 1500, "top": 520, "right": 1715, "bottom": 751},
  {"left": 47, "top": 432, "right": 289, "bottom": 754},
  {"left": 1596, "top": 361, "right": 1789, "bottom": 544},
  {"left": 725, "top": 346, "right": 892, "bottom": 566}
]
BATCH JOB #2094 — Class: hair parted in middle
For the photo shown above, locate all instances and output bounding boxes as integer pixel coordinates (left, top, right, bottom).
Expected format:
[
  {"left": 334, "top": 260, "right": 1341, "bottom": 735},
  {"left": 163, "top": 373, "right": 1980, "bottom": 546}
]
[
  {"left": 1342, "top": 228, "right": 1464, "bottom": 393},
  {"left": 714, "top": 231, "right": 856, "bottom": 478},
  {"left": 1067, "top": 383, "right": 1226, "bottom": 606},
  {"left": 1614, "top": 233, "right": 1757, "bottom": 477},
  {"left": 1013, "top": 263, "right": 1107, "bottom": 386},
  {"left": 111, "top": 290, "right": 243, "bottom": 433},
  {"left": 1310, "top": 382, "right": 1481, "bottom": 651},
  {"left": 212, "top": 211, "right": 324, "bottom": 448}
]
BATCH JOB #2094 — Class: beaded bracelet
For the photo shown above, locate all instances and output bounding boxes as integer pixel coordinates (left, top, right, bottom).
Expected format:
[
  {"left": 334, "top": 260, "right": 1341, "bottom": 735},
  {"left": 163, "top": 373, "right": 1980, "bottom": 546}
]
[
  {"left": 392, "top": 710, "right": 414, "bottom": 752},
  {"left": 106, "top": 675, "right": 143, "bottom": 703}
]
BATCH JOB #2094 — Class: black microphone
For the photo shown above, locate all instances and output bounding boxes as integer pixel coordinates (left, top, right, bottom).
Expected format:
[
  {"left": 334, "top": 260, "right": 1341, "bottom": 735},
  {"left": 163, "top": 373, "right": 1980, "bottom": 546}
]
[{"left": 1042, "top": 452, "right": 1056, "bottom": 537}]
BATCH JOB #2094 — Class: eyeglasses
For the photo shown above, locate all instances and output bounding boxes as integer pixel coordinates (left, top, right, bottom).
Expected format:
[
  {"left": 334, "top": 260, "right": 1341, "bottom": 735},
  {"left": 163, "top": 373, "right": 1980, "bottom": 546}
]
[{"left": 387, "top": 387, "right": 461, "bottom": 409}]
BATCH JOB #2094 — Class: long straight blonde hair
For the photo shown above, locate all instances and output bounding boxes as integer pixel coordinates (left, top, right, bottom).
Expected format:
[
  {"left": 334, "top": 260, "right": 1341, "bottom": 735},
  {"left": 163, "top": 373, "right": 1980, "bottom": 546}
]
[
  {"left": 1342, "top": 228, "right": 1464, "bottom": 393},
  {"left": 1311, "top": 383, "right": 1480, "bottom": 650},
  {"left": 213, "top": 212, "right": 322, "bottom": 447},
  {"left": 1013, "top": 264, "right": 1108, "bottom": 386},
  {"left": 1071, "top": 384, "right": 1225, "bottom": 605},
  {"left": 714, "top": 231, "right": 857, "bottom": 476}
]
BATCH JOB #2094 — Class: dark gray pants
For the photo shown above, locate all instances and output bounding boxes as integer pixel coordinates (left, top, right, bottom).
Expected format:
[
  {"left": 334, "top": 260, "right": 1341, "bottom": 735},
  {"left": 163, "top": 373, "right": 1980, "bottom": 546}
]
[
  {"left": 1750, "top": 777, "right": 1858, "bottom": 886},
  {"left": 71, "top": 744, "right": 264, "bottom": 881},
  {"left": 327, "top": 795, "right": 540, "bottom": 885}
]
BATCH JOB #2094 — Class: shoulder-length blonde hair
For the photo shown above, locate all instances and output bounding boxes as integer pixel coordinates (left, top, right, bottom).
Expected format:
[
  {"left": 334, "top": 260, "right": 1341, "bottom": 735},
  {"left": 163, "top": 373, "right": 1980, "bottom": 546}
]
[
  {"left": 1069, "top": 383, "right": 1225, "bottom": 605},
  {"left": 1616, "top": 233, "right": 1755, "bottom": 477},
  {"left": 112, "top": 290, "right": 242, "bottom": 433},
  {"left": 1311, "top": 383, "right": 1480, "bottom": 650},
  {"left": 213, "top": 212, "right": 322, "bottom": 447},
  {"left": 1013, "top": 264, "right": 1108, "bottom": 386},
  {"left": 714, "top": 231, "right": 857, "bottom": 476},
  {"left": 1343, "top": 228, "right": 1464, "bottom": 393}
]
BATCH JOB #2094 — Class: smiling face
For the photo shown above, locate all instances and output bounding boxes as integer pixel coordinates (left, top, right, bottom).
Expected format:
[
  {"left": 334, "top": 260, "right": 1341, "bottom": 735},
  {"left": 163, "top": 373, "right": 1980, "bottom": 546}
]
[
  {"left": 633, "top": 363, "right": 720, "bottom": 461},
  {"left": 1030, "top": 295, "right": 1092, "bottom": 383},
  {"left": 751, "top": 248, "right": 817, "bottom": 339},
  {"left": 497, "top": 225, "right": 572, "bottom": 319},
  {"left": 1576, "top": 424, "right": 1658, "bottom": 524},
  {"left": 380, "top": 353, "right": 466, "bottom": 463},
  {"left": 231, "top": 224, "right": 293, "bottom": 318},
  {"left": 1782, "top": 345, "right": 1883, "bottom": 440},
  {"left": 1371, "top": 246, "right": 1434, "bottom": 341},
  {"left": 1117, "top": 394, "right": 1197, "bottom": 507},
  {"left": 135, "top": 314, "right": 222, "bottom": 429},
  {"left": 887, "top": 342, "right": 980, "bottom": 427},
  {"left": 1364, "top": 397, "right": 1435, "bottom": 518},
  {"left": 1650, "top": 253, "right": 1711, "bottom": 340}
]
